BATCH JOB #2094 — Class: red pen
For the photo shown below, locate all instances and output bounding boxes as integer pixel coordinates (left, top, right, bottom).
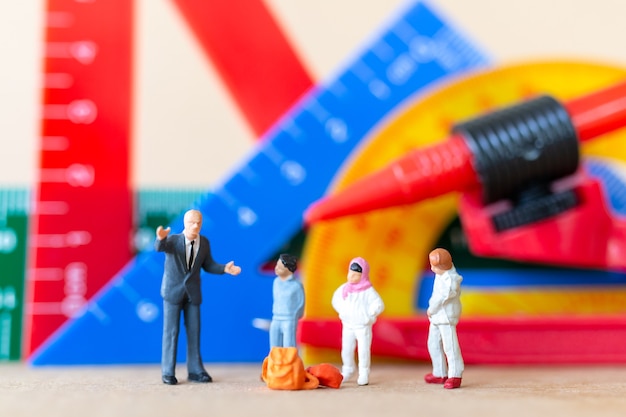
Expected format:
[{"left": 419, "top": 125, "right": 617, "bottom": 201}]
[{"left": 305, "top": 80, "right": 626, "bottom": 224}]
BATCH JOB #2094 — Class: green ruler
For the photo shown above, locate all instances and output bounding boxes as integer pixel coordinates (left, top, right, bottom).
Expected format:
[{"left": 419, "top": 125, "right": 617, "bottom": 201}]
[
  {"left": 133, "top": 188, "right": 206, "bottom": 253},
  {"left": 0, "top": 188, "right": 30, "bottom": 361}
]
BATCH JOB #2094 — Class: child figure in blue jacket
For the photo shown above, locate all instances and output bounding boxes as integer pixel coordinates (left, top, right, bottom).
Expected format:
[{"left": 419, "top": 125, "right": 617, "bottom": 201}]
[{"left": 270, "top": 254, "right": 305, "bottom": 348}]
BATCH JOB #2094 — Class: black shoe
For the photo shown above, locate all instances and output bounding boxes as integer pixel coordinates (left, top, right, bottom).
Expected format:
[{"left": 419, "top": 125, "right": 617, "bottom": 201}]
[
  {"left": 188, "top": 372, "right": 212, "bottom": 383},
  {"left": 162, "top": 375, "right": 178, "bottom": 385}
]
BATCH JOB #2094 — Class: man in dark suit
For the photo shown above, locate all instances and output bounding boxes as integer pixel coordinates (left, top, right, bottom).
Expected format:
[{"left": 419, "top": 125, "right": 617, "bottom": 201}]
[{"left": 155, "top": 209, "right": 241, "bottom": 385}]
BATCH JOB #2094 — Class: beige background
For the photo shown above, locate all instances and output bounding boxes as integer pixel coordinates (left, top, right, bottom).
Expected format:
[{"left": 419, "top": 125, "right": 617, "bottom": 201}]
[
  {"left": 2, "top": 2, "right": 626, "bottom": 414},
  {"left": 2, "top": 0, "right": 626, "bottom": 189}
]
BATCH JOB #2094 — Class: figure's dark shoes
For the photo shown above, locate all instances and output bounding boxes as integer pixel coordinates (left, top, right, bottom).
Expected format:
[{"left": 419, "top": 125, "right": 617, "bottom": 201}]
[
  {"left": 162, "top": 375, "right": 178, "bottom": 385},
  {"left": 188, "top": 372, "right": 212, "bottom": 383},
  {"left": 443, "top": 377, "right": 462, "bottom": 389},
  {"left": 424, "top": 373, "right": 448, "bottom": 384}
]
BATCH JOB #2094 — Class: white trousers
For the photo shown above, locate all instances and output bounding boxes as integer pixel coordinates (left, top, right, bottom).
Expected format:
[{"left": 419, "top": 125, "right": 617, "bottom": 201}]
[
  {"left": 427, "top": 323, "right": 464, "bottom": 378},
  {"left": 341, "top": 325, "right": 373, "bottom": 376}
]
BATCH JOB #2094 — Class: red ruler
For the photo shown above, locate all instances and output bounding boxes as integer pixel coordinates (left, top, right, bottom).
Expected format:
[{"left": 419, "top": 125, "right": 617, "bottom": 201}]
[
  {"left": 24, "top": 0, "right": 314, "bottom": 358},
  {"left": 24, "top": 0, "right": 134, "bottom": 356}
]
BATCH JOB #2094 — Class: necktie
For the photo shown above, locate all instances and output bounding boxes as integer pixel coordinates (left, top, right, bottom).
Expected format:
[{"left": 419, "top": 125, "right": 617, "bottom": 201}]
[{"left": 189, "top": 240, "right": 194, "bottom": 270}]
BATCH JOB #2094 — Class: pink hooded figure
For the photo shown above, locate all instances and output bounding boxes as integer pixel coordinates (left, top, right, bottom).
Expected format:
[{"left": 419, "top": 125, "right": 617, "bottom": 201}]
[{"left": 331, "top": 257, "right": 384, "bottom": 386}]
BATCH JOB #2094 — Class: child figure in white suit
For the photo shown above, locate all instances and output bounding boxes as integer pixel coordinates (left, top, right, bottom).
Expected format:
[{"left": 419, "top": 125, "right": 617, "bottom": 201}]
[
  {"left": 332, "top": 257, "right": 384, "bottom": 386},
  {"left": 425, "top": 248, "right": 464, "bottom": 389}
]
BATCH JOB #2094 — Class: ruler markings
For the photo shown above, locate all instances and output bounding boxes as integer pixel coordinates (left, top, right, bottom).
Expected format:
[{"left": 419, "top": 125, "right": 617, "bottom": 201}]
[
  {"left": 46, "top": 11, "right": 74, "bottom": 28},
  {"left": 29, "top": 267, "right": 64, "bottom": 281},
  {"left": 41, "top": 136, "right": 70, "bottom": 151},
  {"left": 34, "top": 200, "right": 69, "bottom": 216},
  {"left": 43, "top": 73, "right": 74, "bottom": 89}
]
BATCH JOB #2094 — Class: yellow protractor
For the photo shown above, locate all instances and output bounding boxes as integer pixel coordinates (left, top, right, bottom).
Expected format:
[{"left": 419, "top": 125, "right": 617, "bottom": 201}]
[{"left": 301, "top": 60, "right": 626, "bottom": 361}]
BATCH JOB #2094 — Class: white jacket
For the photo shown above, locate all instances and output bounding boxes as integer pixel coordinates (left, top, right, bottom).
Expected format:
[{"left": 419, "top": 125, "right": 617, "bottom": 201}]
[
  {"left": 427, "top": 266, "right": 462, "bottom": 326},
  {"left": 332, "top": 286, "right": 384, "bottom": 329}
]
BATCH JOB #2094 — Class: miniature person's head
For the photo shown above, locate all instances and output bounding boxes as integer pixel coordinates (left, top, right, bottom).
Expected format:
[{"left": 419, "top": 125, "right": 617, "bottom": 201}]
[
  {"left": 183, "top": 209, "right": 203, "bottom": 240},
  {"left": 429, "top": 248, "right": 453, "bottom": 275},
  {"left": 347, "top": 262, "right": 362, "bottom": 284},
  {"left": 275, "top": 254, "right": 297, "bottom": 278},
  {"left": 342, "top": 257, "right": 373, "bottom": 298},
  {"left": 347, "top": 257, "right": 370, "bottom": 284}
]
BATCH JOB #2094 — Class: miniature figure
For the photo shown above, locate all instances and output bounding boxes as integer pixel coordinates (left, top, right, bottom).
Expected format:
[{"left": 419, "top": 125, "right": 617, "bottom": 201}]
[
  {"left": 331, "top": 257, "right": 384, "bottom": 386},
  {"left": 155, "top": 209, "right": 241, "bottom": 385},
  {"left": 269, "top": 254, "right": 305, "bottom": 348},
  {"left": 425, "top": 248, "right": 464, "bottom": 389}
]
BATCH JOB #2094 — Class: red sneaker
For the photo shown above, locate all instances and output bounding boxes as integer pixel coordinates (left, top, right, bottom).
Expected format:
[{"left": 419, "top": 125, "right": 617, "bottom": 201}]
[
  {"left": 424, "top": 373, "right": 448, "bottom": 384},
  {"left": 443, "top": 377, "right": 462, "bottom": 389}
]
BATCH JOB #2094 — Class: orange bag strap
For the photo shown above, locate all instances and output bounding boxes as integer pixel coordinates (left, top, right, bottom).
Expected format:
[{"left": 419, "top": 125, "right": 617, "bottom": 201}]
[
  {"left": 261, "top": 356, "right": 269, "bottom": 383},
  {"left": 302, "top": 371, "right": 319, "bottom": 390}
]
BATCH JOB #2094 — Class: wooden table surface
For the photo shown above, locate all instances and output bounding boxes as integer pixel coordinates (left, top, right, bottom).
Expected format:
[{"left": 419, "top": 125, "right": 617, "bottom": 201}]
[{"left": 2, "top": 362, "right": 626, "bottom": 417}]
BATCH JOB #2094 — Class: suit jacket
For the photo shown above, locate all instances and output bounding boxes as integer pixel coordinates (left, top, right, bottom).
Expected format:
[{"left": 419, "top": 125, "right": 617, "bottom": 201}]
[{"left": 155, "top": 233, "right": 225, "bottom": 305}]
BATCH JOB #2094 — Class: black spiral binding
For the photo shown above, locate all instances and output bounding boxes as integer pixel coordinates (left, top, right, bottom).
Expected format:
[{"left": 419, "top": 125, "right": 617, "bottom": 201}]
[{"left": 453, "top": 96, "right": 580, "bottom": 231}]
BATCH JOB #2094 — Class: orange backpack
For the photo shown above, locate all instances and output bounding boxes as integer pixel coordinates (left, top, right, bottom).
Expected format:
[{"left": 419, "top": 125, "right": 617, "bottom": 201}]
[{"left": 261, "top": 347, "right": 319, "bottom": 390}]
